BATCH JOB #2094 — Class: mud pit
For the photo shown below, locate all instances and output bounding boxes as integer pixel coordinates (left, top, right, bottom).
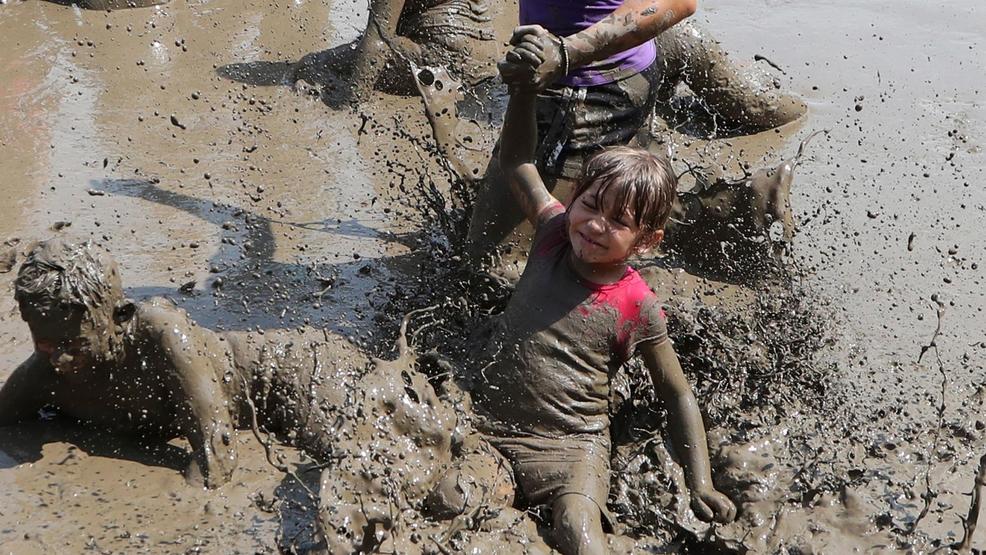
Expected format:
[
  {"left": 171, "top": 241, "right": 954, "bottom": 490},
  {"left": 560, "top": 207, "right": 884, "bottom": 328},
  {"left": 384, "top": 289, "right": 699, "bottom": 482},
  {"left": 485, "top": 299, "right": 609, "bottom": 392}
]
[{"left": 1, "top": 0, "right": 985, "bottom": 553}]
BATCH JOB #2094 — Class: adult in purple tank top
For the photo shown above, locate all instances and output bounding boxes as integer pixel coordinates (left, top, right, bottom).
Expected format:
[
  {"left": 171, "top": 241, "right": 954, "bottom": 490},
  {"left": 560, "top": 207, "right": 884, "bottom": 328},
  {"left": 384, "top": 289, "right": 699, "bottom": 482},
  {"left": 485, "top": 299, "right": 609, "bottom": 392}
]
[
  {"left": 466, "top": 0, "right": 697, "bottom": 262},
  {"left": 518, "top": 0, "right": 666, "bottom": 88}
]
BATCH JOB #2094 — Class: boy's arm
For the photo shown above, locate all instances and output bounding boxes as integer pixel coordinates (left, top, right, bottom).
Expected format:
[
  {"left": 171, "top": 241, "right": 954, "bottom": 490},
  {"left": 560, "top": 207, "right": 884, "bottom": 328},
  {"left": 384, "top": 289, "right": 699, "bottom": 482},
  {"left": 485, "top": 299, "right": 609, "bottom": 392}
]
[
  {"left": 512, "top": 0, "right": 697, "bottom": 89},
  {"left": 142, "top": 306, "right": 238, "bottom": 488},
  {"left": 497, "top": 86, "right": 561, "bottom": 226},
  {"left": 0, "top": 355, "right": 50, "bottom": 426},
  {"left": 640, "top": 339, "right": 737, "bottom": 523}
]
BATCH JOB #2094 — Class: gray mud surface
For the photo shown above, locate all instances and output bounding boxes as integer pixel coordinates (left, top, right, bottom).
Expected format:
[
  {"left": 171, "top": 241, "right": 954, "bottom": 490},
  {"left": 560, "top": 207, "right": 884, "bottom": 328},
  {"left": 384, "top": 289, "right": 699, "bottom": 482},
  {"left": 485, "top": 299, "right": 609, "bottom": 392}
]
[{"left": 1, "top": 0, "right": 984, "bottom": 553}]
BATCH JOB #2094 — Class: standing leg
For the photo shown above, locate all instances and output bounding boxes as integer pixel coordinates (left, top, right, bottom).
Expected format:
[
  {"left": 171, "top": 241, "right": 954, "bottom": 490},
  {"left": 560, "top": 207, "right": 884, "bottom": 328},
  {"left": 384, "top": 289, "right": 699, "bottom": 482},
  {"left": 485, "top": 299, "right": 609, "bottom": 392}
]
[{"left": 464, "top": 153, "right": 529, "bottom": 263}]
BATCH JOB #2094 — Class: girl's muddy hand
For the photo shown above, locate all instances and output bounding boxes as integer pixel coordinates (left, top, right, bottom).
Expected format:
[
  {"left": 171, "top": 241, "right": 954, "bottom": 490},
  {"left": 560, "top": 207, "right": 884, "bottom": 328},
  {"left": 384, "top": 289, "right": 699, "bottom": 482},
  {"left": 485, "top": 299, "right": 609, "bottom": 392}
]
[
  {"left": 691, "top": 487, "right": 737, "bottom": 523},
  {"left": 498, "top": 61, "right": 537, "bottom": 91}
]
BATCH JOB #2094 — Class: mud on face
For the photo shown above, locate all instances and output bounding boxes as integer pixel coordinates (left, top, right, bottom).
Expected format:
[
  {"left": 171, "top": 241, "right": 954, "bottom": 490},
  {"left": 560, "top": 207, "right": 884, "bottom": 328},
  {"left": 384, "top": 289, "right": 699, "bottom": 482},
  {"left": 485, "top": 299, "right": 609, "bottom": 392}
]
[{"left": 15, "top": 239, "right": 134, "bottom": 371}]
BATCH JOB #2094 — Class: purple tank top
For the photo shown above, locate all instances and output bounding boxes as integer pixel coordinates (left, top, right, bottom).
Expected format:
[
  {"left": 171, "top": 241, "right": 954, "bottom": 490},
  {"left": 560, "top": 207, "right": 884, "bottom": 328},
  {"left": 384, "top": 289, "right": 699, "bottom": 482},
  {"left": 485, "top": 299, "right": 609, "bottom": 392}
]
[{"left": 519, "top": 0, "right": 657, "bottom": 87}]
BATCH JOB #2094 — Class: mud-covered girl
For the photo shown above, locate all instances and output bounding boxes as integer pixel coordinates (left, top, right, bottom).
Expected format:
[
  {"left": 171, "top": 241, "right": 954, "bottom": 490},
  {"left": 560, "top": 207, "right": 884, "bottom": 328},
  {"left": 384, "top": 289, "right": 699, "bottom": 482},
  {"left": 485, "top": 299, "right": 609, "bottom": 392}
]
[{"left": 454, "top": 44, "right": 736, "bottom": 554}]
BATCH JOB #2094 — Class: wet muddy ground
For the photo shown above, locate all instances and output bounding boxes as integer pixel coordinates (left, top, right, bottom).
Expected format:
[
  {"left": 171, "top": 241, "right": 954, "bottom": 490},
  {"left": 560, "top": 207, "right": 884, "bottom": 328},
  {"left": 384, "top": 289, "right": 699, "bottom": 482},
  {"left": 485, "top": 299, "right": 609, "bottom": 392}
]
[{"left": 1, "top": 0, "right": 984, "bottom": 553}]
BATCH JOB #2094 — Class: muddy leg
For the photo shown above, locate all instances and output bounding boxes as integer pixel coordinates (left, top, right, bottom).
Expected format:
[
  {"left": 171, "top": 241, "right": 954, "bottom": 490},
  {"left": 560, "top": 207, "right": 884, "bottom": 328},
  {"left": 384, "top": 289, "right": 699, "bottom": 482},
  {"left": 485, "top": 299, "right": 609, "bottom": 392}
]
[
  {"left": 465, "top": 156, "right": 578, "bottom": 269},
  {"left": 663, "top": 131, "right": 825, "bottom": 272},
  {"left": 310, "top": 0, "right": 421, "bottom": 99},
  {"left": 464, "top": 154, "right": 526, "bottom": 263},
  {"left": 552, "top": 494, "right": 606, "bottom": 555},
  {"left": 414, "top": 64, "right": 484, "bottom": 184},
  {"left": 655, "top": 21, "right": 806, "bottom": 133},
  {"left": 318, "top": 468, "right": 392, "bottom": 554},
  {"left": 425, "top": 434, "right": 515, "bottom": 519}
]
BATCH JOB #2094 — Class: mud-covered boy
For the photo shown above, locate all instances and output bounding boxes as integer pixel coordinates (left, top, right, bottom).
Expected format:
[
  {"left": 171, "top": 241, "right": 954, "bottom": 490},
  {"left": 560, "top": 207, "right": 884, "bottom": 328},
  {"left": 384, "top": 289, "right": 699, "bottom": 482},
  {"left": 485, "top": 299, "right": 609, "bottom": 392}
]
[{"left": 0, "top": 239, "right": 368, "bottom": 488}]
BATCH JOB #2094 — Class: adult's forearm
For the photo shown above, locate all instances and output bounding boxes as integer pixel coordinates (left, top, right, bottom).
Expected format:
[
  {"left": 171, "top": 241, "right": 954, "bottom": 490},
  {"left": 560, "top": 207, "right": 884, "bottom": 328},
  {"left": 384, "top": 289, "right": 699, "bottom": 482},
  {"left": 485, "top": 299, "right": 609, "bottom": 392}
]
[{"left": 566, "top": 0, "right": 697, "bottom": 69}]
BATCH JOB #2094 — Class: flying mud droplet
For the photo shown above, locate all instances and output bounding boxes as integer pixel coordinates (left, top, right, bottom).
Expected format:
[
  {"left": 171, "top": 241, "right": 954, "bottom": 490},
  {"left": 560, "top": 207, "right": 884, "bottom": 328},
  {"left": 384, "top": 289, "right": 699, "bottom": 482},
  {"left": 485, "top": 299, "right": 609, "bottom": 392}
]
[{"left": 170, "top": 114, "right": 186, "bottom": 130}]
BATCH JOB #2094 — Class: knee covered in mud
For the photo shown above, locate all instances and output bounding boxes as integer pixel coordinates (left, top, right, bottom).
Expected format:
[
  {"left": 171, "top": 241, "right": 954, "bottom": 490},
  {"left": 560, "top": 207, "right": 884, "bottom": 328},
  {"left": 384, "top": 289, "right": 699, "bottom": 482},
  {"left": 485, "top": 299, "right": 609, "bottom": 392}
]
[
  {"left": 424, "top": 433, "right": 516, "bottom": 519},
  {"left": 316, "top": 351, "right": 459, "bottom": 551},
  {"left": 349, "top": 0, "right": 499, "bottom": 95},
  {"left": 655, "top": 21, "right": 807, "bottom": 134}
]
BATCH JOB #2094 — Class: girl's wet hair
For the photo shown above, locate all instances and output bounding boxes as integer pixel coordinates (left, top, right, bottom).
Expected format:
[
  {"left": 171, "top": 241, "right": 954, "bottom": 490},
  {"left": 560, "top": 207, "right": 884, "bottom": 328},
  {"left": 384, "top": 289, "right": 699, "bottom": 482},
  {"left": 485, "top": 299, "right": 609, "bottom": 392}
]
[
  {"left": 14, "top": 239, "right": 123, "bottom": 315},
  {"left": 570, "top": 146, "right": 678, "bottom": 236}
]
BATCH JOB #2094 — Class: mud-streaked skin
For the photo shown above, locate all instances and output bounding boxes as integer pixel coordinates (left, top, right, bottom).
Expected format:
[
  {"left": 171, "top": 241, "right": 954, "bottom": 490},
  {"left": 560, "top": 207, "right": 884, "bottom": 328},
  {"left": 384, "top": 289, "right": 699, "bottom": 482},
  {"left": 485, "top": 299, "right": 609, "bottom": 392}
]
[
  {"left": 0, "top": 241, "right": 540, "bottom": 551},
  {"left": 653, "top": 21, "right": 807, "bottom": 135},
  {"left": 0, "top": 241, "right": 446, "bottom": 497}
]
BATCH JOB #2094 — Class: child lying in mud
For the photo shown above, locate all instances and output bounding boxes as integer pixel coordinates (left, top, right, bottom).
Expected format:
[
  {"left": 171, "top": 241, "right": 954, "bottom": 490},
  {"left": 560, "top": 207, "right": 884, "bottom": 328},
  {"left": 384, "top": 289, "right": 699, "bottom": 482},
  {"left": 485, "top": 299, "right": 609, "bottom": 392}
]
[
  {"left": 0, "top": 239, "right": 400, "bottom": 489},
  {"left": 442, "top": 44, "right": 737, "bottom": 553}
]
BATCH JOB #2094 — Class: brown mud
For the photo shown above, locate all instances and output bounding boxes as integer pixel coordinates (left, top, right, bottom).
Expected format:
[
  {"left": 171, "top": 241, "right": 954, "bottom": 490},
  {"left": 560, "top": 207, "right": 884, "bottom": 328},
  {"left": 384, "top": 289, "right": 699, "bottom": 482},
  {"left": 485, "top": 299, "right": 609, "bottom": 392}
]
[{"left": 1, "top": 0, "right": 985, "bottom": 554}]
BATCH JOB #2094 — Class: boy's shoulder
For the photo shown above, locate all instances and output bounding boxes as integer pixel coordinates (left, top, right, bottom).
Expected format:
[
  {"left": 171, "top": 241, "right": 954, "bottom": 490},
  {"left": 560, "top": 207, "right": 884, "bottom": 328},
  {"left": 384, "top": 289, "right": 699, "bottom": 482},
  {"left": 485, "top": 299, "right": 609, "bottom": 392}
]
[{"left": 134, "top": 297, "right": 200, "bottom": 336}]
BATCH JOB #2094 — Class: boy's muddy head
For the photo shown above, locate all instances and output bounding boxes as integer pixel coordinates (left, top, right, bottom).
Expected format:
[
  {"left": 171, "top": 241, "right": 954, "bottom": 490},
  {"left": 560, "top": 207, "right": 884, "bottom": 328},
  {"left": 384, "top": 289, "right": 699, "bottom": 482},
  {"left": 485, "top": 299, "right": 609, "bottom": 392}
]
[
  {"left": 571, "top": 146, "right": 678, "bottom": 238},
  {"left": 14, "top": 239, "right": 133, "bottom": 372}
]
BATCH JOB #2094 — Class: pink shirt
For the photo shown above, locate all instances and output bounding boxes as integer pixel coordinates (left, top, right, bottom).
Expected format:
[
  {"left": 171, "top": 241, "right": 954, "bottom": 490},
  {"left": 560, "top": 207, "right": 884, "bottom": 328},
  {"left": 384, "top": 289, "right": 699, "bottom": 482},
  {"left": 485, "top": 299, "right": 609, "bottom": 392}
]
[{"left": 470, "top": 205, "right": 668, "bottom": 438}]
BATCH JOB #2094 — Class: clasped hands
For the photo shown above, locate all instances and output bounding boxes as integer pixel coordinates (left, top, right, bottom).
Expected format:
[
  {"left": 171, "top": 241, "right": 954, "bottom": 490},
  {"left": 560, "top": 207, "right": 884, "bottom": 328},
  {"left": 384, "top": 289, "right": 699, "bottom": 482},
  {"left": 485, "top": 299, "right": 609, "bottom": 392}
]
[{"left": 498, "top": 24, "right": 567, "bottom": 91}]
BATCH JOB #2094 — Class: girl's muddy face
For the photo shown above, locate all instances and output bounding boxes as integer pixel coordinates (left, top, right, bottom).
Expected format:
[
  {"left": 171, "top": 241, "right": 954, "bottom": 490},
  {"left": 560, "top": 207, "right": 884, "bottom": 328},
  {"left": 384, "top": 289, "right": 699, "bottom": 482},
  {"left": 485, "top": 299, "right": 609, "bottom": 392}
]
[{"left": 566, "top": 183, "right": 647, "bottom": 265}]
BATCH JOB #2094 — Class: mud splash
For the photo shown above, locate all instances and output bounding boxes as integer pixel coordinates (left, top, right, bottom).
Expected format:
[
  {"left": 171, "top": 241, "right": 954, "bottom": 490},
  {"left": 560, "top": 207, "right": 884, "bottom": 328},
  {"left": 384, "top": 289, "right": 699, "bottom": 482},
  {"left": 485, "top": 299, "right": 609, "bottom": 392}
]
[{"left": 1, "top": 0, "right": 984, "bottom": 554}]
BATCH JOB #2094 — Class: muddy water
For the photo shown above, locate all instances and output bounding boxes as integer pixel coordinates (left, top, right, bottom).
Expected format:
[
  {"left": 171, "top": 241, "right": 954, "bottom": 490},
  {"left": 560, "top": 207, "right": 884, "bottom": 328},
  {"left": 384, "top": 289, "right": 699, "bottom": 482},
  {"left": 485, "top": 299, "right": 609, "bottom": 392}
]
[
  {"left": 700, "top": 2, "right": 986, "bottom": 548},
  {"left": 0, "top": 0, "right": 984, "bottom": 553}
]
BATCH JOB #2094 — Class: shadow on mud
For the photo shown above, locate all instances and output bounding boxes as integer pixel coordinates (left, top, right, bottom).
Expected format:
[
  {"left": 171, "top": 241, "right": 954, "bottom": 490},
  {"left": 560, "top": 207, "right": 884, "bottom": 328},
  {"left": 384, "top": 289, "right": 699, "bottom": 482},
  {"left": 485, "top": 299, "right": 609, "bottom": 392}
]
[
  {"left": 271, "top": 463, "right": 325, "bottom": 553},
  {"left": 0, "top": 420, "right": 187, "bottom": 471},
  {"left": 94, "top": 178, "right": 423, "bottom": 354},
  {"left": 216, "top": 42, "right": 366, "bottom": 110}
]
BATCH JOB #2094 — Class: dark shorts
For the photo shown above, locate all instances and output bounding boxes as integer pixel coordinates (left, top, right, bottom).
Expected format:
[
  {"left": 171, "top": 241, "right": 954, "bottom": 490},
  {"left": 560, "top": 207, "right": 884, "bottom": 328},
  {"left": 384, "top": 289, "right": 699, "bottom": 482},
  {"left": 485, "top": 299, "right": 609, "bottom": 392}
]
[
  {"left": 481, "top": 432, "right": 615, "bottom": 528},
  {"left": 534, "top": 61, "right": 661, "bottom": 179}
]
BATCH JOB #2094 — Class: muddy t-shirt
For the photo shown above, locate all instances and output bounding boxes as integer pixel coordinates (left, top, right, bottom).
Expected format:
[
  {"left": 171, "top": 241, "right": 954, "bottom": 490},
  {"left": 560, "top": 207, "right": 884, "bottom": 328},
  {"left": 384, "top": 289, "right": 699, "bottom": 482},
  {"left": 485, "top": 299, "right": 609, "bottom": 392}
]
[{"left": 471, "top": 205, "right": 668, "bottom": 438}]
